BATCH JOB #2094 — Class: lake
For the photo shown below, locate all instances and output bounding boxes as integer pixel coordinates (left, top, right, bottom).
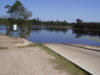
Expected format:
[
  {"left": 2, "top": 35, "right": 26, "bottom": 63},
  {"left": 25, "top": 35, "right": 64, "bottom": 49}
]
[{"left": 0, "top": 25, "right": 100, "bottom": 46}]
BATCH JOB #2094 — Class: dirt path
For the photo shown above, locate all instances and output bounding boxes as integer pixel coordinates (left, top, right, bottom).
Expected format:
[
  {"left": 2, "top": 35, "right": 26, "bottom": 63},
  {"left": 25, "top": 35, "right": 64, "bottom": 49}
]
[
  {"left": 0, "top": 35, "right": 32, "bottom": 48},
  {"left": 0, "top": 35, "right": 67, "bottom": 75}
]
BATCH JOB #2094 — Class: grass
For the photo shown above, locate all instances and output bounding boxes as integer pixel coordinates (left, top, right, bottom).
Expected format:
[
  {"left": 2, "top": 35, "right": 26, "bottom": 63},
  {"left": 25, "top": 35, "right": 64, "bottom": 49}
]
[
  {"left": 44, "top": 26, "right": 72, "bottom": 28},
  {"left": 0, "top": 47, "right": 8, "bottom": 49},
  {"left": 73, "top": 28, "right": 100, "bottom": 31},
  {"left": 34, "top": 44, "right": 91, "bottom": 75},
  {"left": 32, "top": 25, "right": 72, "bottom": 28},
  {"left": 18, "top": 44, "right": 37, "bottom": 48},
  {"left": 18, "top": 43, "right": 91, "bottom": 75}
]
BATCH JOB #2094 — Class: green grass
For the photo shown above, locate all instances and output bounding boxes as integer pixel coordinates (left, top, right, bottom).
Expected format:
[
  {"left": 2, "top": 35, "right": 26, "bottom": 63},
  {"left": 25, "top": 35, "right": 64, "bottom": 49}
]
[{"left": 35, "top": 44, "right": 91, "bottom": 75}]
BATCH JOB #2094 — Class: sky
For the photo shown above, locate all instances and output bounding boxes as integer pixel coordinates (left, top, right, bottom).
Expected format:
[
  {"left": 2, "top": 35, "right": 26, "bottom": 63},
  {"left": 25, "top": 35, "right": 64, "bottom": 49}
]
[{"left": 0, "top": 0, "right": 100, "bottom": 22}]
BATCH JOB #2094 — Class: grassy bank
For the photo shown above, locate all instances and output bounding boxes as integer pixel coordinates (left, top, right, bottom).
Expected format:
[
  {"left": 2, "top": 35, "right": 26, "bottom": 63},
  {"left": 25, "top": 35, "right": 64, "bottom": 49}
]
[
  {"left": 29, "top": 44, "right": 91, "bottom": 75},
  {"left": 72, "top": 28, "right": 100, "bottom": 31},
  {"left": 0, "top": 47, "right": 8, "bottom": 49}
]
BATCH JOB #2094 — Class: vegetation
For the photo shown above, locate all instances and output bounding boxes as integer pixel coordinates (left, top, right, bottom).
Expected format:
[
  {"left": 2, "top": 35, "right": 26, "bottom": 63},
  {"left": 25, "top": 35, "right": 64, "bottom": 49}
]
[
  {"left": 18, "top": 44, "right": 37, "bottom": 48},
  {"left": 73, "top": 19, "right": 100, "bottom": 30},
  {"left": 0, "top": 0, "right": 98, "bottom": 74},
  {"left": 0, "top": 0, "right": 71, "bottom": 27},
  {"left": 42, "top": 20, "right": 71, "bottom": 26},
  {"left": 0, "top": 47, "right": 8, "bottom": 49},
  {"left": 0, "top": 0, "right": 100, "bottom": 30},
  {"left": 1, "top": 17, "right": 100, "bottom": 30},
  {"left": 72, "top": 29, "right": 100, "bottom": 38},
  {"left": 18, "top": 43, "right": 91, "bottom": 75},
  {"left": 5, "top": 0, "right": 32, "bottom": 20},
  {"left": 0, "top": 0, "right": 100, "bottom": 39},
  {"left": 0, "top": 18, "right": 71, "bottom": 27},
  {"left": 0, "top": 0, "right": 70, "bottom": 27},
  {"left": 28, "top": 44, "right": 91, "bottom": 75}
]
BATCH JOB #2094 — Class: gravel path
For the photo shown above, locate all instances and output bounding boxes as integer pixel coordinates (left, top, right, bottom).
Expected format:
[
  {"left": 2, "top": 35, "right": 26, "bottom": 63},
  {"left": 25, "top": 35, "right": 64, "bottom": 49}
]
[{"left": 0, "top": 47, "right": 67, "bottom": 75}]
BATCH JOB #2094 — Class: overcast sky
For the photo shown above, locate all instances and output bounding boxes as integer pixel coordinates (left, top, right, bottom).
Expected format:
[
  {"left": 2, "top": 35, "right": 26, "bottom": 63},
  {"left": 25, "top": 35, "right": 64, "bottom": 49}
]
[{"left": 0, "top": 0, "right": 100, "bottom": 22}]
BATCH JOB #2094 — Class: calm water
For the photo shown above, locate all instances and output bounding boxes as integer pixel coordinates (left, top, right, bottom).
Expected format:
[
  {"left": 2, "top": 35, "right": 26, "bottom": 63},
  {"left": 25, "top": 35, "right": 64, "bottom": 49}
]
[{"left": 0, "top": 25, "right": 100, "bottom": 46}]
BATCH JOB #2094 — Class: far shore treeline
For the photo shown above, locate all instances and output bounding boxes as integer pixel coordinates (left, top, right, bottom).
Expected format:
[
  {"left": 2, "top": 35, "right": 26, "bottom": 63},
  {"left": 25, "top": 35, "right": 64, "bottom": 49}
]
[
  {"left": 1, "top": 18, "right": 100, "bottom": 30},
  {"left": 0, "top": 18, "right": 72, "bottom": 26},
  {"left": 0, "top": 0, "right": 100, "bottom": 30}
]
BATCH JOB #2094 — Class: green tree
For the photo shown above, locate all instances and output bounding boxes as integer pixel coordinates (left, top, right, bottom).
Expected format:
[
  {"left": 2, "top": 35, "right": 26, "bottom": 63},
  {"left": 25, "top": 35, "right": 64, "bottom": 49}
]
[
  {"left": 76, "top": 19, "right": 83, "bottom": 24},
  {"left": 5, "top": 0, "right": 32, "bottom": 20}
]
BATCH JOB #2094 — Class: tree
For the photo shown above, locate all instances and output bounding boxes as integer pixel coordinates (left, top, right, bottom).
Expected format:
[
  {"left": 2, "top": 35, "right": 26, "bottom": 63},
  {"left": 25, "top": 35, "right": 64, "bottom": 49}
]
[
  {"left": 76, "top": 19, "right": 83, "bottom": 24},
  {"left": 5, "top": 0, "right": 32, "bottom": 20},
  {"left": 75, "top": 19, "right": 84, "bottom": 28}
]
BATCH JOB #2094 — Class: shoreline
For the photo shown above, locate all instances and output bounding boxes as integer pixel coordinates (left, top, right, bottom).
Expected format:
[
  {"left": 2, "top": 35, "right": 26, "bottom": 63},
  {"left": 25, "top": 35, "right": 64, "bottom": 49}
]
[
  {"left": 63, "top": 44, "right": 100, "bottom": 52},
  {"left": 1, "top": 33, "right": 100, "bottom": 50},
  {"left": 0, "top": 34, "right": 32, "bottom": 48},
  {"left": 0, "top": 34, "right": 97, "bottom": 75}
]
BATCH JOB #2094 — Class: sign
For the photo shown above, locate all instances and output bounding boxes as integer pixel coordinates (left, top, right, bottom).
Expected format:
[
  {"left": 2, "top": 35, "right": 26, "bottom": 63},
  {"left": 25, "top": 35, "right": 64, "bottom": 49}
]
[{"left": 13, "top": 24, "right": 17, "bottom": 31}]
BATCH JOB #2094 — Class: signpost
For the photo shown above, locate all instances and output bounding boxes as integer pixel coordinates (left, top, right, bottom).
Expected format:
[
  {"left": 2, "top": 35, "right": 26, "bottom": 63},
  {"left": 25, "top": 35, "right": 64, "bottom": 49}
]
[{"left": 13, "top": 24, "right": 17, "bottom": 31}]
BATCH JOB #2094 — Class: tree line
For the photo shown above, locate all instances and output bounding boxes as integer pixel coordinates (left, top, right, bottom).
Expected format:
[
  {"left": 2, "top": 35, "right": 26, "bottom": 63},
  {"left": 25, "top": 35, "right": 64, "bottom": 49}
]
[
  {"left": 0, "top": 0, "right": 100, "bottom": 29},
  {"left": 73, "top": 19, "right": 100, "bottom": 30}
]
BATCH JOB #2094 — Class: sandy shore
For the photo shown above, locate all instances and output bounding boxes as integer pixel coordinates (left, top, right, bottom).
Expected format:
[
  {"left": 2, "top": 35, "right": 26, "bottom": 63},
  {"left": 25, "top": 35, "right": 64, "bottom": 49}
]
[
  {"left": 0, "top": 35, "right": 32, "bottom": 48},
  {"left": 0, "top": 35, "right": 67, "bottom": 75}
]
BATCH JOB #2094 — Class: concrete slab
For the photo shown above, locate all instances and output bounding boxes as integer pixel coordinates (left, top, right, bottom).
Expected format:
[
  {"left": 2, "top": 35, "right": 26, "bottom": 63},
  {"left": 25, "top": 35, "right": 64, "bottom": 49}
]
[{"left": 45, "top": 44, "right": 100, "bottom": 75}]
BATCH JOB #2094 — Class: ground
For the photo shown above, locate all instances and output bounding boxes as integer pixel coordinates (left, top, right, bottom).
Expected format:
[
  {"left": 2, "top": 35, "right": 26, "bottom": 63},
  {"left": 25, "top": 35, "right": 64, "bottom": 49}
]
[
  {"left": 0, "top": 35, "right": 67, "bottom": 75},
  {"left": 45, "top": 44, "right": 100, "bottom": 75}
]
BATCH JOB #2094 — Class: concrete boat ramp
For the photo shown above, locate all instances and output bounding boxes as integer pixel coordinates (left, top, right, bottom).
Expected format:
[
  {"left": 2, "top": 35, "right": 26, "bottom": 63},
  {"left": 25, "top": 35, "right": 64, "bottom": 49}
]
[{"left": 45, "top": 44, "right": 100, "bottom": 75}]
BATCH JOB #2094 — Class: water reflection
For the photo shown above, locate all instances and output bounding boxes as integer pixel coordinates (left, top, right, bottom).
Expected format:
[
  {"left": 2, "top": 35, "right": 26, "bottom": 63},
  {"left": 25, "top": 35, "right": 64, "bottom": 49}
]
[
  {"left": 44, "top": 27, "right": 68, "bottom": 33},
  {"left": 2, "top": 25, "right": 100, "bottom": 38},
  {"left": 31, "top": 27, "right": 42, "bottom": 32},
  {"left": 5, "top": 25, "right": 31, "bottom": 38},
  {"left": 5, "top": 25, "right": 69, "bottom": 37},
  {"left": 0, "top": 25, "right": 100, "bottom": 46},
  {"left": 72, "top": 29, "right": 100, "bottom": 38}
]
